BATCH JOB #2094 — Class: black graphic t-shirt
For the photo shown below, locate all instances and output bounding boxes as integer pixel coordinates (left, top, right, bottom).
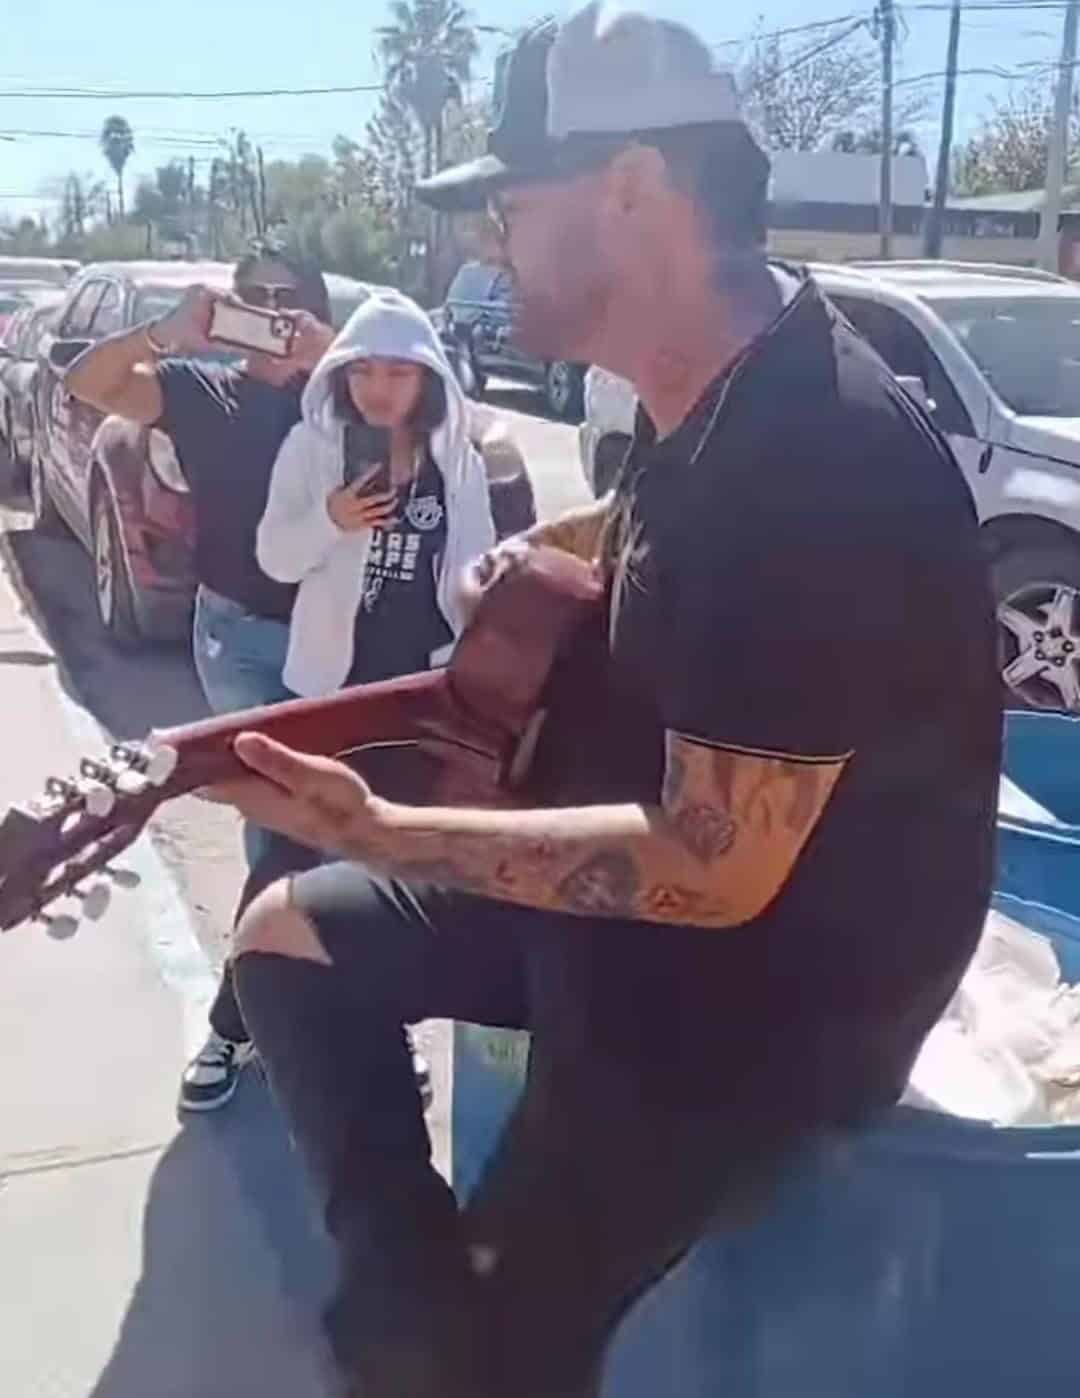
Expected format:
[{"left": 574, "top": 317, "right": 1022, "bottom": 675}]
[
  {"left": 347, "top": 450, "right": 452, "bottom": 686},
  {"left": 156, "top": 360, "right": 301, "bottom": 621}
]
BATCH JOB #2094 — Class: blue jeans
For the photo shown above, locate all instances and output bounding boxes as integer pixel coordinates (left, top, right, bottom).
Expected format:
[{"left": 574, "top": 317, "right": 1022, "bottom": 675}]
[{"left": 191, "top": 584, "right": 292, "bottom": 868}]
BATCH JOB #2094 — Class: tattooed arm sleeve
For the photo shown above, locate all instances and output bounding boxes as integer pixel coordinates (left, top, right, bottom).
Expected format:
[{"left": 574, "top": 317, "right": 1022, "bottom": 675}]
[{"left": 353, "top": 732, "right": 848, "bottom": 929}]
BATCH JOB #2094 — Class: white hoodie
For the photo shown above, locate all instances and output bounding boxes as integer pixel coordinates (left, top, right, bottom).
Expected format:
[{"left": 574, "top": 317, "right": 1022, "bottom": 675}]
[{"left": 258, "top": 290, "right": 496, "bottom": 698}]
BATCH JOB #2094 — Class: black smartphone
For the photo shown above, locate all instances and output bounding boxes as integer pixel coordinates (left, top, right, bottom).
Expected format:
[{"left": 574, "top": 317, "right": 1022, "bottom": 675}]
[{"left": 343, "top": 423, "right": 392, "bottom": 494}]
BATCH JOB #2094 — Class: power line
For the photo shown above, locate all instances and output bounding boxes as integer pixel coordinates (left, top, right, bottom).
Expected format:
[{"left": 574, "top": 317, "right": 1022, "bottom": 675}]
[{"left": 0, "top": 82, "right": 384, "bottom": 101}]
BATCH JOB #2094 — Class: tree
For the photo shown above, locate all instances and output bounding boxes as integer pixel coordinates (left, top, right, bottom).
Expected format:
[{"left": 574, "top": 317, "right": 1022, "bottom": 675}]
[
  {"left": 100, "top": 115, "right": 134, "bottom": 218},
  {"left": 377, "top": 0, "right": 478, "bottom": 178},
  {"left": 741, "top": 25, "right": 926, "bottom": 153},
  {"left": 953, "top": 86, "right": 1078, "bottom": 197}
]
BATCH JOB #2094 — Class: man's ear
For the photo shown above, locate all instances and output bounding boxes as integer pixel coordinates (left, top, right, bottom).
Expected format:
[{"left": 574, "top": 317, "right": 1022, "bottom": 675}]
[{"left": 602, "top": 143, "right": 669, "bottom": 217}]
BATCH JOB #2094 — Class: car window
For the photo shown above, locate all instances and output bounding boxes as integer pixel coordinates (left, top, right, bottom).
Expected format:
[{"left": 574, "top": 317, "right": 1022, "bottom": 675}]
[
  {"left": 830, "top": 295, "right": 976, "bottom": 439},
  {"left": 1, "top": 309, "right": 27, "bottom": 350},
  {"left": 61, "top": 281, "right": 106, "bottom": 338},
  {"left": 90, "top": 281, "right": 126, "bottom": 338},
  {"left": 20, "top": 311, "right": 54, "bottom": 358},
  {"left": 932, "top": 295, "right": 1080, "bottom": 419},
  {"left": 132, "top": 285, "right": 188, "bottom": 324},
  {"left": 448, "top": 262, "right": 497, "bottom": 305}
]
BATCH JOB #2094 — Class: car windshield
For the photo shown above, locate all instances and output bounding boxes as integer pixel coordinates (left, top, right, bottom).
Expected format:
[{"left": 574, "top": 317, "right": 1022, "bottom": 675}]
[
  {"left": 134, "top": 284, "right": 240, "bottom": 365},
  {"left": 933, "top": 295, "right": 1080, "bottom": 417}
]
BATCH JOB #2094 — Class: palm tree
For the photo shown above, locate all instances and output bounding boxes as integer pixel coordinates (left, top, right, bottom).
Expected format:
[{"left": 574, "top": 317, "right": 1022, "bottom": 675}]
[
  {"left": 100, "top": 116, "right": 135, "bottom": 219},
  {"left": 377, "top": 0, "right": 478, "bottom": 178}
]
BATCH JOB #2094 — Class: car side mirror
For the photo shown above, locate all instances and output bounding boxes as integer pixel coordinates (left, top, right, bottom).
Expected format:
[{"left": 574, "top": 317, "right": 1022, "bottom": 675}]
[
  {"left": 48, "top": 338, "right": 92, "bottom": 372},
  {"left": 896, "top": 375, "right": 936, "bottom": 414}
]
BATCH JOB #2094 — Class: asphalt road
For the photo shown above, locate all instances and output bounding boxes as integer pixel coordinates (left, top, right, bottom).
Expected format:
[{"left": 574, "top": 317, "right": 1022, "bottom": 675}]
[{"left": 0, "top": 381, "right": 588, "bottom": 1119}]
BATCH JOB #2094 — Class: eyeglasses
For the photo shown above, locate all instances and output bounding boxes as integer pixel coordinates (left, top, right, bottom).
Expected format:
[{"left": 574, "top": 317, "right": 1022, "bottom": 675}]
[{"left": 238, "top": 282, "right": 301, "bottom": 310}]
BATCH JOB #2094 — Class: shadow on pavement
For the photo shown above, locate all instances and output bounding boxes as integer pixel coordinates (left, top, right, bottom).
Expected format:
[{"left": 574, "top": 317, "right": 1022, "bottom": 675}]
[
  {"left": 3, "top": 523, "right": 207, "bottom": 741},
  {"left": 90, "top": 1072, "right": 338, "bottom": 1398}
]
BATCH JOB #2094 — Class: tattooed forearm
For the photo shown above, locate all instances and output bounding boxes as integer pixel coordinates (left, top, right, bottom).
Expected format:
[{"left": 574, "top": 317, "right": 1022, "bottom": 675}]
[
  {"left": 353, "top": 735, "right": 847, "bottom": 929},
  {"left": 557, "top": 851, "right": 642, "bottom": 917},
  {"left": 669, "top": 802, "right": 737, "bottom": 863}
]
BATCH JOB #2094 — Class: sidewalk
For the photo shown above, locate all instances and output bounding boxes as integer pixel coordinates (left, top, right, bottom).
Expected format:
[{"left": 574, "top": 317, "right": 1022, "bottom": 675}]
[{"left": 0, "top": 553, "right": 339, "bottom": 1397}]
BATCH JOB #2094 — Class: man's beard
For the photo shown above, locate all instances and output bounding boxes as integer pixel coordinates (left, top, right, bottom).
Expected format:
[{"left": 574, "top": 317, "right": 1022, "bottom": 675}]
[{"left": 511, "top": 282, "right": 604, "bottom": 363}]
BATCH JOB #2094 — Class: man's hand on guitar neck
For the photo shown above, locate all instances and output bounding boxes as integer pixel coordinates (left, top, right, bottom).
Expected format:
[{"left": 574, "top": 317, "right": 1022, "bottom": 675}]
[
  {"left": 522, "top": 494, "right": 613, "bottom": 562},
  {"left": 210, "top": 727, "right": 846, "bottom": 931},
  {"left": 459, "top": 497, "right": 613, "bottom": 621}
]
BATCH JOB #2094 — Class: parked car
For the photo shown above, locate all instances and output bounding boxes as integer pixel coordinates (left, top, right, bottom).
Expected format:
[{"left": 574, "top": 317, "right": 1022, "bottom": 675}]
[
  {"left": 437, "top": 260, "right": 586, "bottom": 420},
  {"left": 579, "top": 259, "right": 1080, "bottom": 716},
  {"left": 31, "top": 260, "right": 374, "bottom": 647},
  {"left": 0, "top": 258, "right": 80, "bottom": 339},
  {"left": 0, "top": 292, "right": 64, "bottom": 492}
]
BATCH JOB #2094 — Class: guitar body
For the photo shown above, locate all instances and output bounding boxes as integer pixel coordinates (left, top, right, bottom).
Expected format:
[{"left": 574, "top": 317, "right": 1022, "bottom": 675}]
[{"left": 0, "top": 548, "right": 603, "bottom": 930}]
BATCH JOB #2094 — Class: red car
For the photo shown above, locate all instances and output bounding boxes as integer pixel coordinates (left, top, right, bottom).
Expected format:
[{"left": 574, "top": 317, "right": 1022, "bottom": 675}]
[{"left": 32, "top": 262, "right": 373, "bottom": 646}]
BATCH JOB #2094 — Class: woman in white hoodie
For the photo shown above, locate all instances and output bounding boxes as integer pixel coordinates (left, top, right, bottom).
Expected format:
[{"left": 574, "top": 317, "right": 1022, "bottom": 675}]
[{"left": 257, "top": 290, "right": 497, "bottom": 701}]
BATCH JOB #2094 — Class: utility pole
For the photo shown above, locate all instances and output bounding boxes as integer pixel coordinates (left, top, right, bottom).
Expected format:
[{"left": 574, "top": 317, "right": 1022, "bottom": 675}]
[
  {"left": 879, "top": 0, "right": 896, "bottom": 258},
  {"left": 1039, "top": 0, "right": 1080, "bottom": 271},
  {"left": 924, "top": 0, "right": 962, "bottom": 258}
]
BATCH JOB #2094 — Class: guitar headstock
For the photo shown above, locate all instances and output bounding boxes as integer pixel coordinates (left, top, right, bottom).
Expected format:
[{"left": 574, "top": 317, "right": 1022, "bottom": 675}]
[{"left": 0, "top": 740, "right": 179, "bottom": 932}]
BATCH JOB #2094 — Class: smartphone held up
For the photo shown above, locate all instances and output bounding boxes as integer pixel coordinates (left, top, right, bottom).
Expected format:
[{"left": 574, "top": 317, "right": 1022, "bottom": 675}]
[{"left": 206, "top": 300, "right": 297, "bottom": 359}]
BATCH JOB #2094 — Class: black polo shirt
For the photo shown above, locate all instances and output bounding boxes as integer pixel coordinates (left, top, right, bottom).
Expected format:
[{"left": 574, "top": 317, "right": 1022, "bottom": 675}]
[
  {"left": 530, "top": 271, "right": 1002, "bottom": 1125},
  {"left": 156, "top": 360, "right": 302, "bottom": 622}
]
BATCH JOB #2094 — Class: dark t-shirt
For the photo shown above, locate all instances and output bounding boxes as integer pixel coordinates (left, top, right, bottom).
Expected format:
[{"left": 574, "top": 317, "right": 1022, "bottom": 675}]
[
  {"left": 156, "top": 360, "right": 302, "bottom": 621},
  {"left": 347, "top": 451, "right": 453, "bottom": 686},
  {"left": 530, "top": 272, "right": 1002, "bottom": 1124}
]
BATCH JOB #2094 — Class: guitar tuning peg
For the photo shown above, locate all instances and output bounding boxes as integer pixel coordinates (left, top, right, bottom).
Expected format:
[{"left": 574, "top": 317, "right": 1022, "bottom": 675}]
[
  {"left": 110, "top": 744, "right": 141, "bottom": 767},
  {"left": 115, "top": 770, "right": 150, "bottom": 797},
  {"left": 142, "top": 745, "right": 178, "bottom": 788},
  {"left": 83, "top": 784, "right": 115, "bottom": 820}
]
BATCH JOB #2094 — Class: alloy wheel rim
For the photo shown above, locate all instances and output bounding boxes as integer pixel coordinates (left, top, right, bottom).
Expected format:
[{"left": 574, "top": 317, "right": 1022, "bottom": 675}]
[{"left": 999, "top": 582, "right": 1080, "bottom": 711}]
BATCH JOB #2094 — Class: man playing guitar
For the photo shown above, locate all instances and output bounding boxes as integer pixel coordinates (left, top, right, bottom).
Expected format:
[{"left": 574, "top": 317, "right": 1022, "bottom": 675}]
[{"left": 216, "top": 8, "right": 1002, "bottom": 1397}]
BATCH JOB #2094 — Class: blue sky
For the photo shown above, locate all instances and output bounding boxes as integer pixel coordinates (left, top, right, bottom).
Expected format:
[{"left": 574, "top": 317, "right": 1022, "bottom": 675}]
[{"left": 0, "top": 1, "right": 1069, "bottom": 225}]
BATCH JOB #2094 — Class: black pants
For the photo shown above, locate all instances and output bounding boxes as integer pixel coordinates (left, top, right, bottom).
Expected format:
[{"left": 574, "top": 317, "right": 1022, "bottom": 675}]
[
  {"left": 234, "top": 863, "right": 809, "bottom": 1398},
  {"left": 208, "top": 832, "right": 323, "bottom": 1044}
]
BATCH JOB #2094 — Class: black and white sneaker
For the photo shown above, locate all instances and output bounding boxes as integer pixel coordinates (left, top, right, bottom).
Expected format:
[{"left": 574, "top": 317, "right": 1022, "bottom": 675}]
[{"left": 179, "top": 1029, "right": 255, "bottom": 1112}]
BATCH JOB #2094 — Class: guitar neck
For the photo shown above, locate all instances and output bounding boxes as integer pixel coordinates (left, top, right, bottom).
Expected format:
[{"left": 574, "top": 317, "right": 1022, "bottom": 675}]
[{"left": 147, "top": 669, "right": 513, "bottom": 799}]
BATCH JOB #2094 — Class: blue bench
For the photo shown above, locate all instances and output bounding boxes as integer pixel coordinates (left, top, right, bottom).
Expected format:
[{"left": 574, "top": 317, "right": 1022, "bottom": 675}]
[{"left": 452, "top": 713, "right": 1080, "bottom": 1395}]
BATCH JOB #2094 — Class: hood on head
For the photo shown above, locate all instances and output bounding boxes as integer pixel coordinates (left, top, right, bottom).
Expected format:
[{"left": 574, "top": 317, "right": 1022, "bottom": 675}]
[{"left": 302, "top": 290, "right": 470, "bottom": 482}]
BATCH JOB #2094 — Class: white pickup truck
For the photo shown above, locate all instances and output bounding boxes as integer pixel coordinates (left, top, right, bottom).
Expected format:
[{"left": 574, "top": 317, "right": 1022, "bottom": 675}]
[{"left": 579, "top": 260, "right": 1080, "bottom": 715}]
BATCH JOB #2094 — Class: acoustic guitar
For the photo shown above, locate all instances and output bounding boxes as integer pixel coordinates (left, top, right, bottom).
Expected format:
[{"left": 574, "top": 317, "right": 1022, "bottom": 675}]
[{"left": 0, "top": 547, "right": 602, "bottom": 933}]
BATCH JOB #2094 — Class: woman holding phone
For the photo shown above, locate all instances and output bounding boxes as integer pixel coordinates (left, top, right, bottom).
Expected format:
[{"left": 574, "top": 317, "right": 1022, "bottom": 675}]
[{"left": 257, "top": 289, "right": 497, "bottom": 700}]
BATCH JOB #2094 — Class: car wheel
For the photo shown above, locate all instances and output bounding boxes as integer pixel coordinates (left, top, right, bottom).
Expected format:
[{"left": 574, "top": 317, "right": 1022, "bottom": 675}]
[
  {"left": 29, "top": 446, "right": 67, "bottom": 534},
  {"left": 544, "top": 361, "right": 584, "bottom": 421},
  {"left": 992, "top": 541, "right": 1080, "bottom": 713},
  {"left": 91, "top": 482, "right": 140, "bottom": 647}
]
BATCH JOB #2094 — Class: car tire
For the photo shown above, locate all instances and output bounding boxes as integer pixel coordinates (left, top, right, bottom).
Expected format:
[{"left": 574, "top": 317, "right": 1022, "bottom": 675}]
[
  {"left": 29, "top": 446, "right": 67, "bottom": 535},
  {"left": 91, "top": 481, "right": 141, "bottom": 648},
  {"left": 544, "top": 361, "right": 584, "bottom": 421},
  {"left": 991, "top": 539, "right": 1080, "bottom": 713}
]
